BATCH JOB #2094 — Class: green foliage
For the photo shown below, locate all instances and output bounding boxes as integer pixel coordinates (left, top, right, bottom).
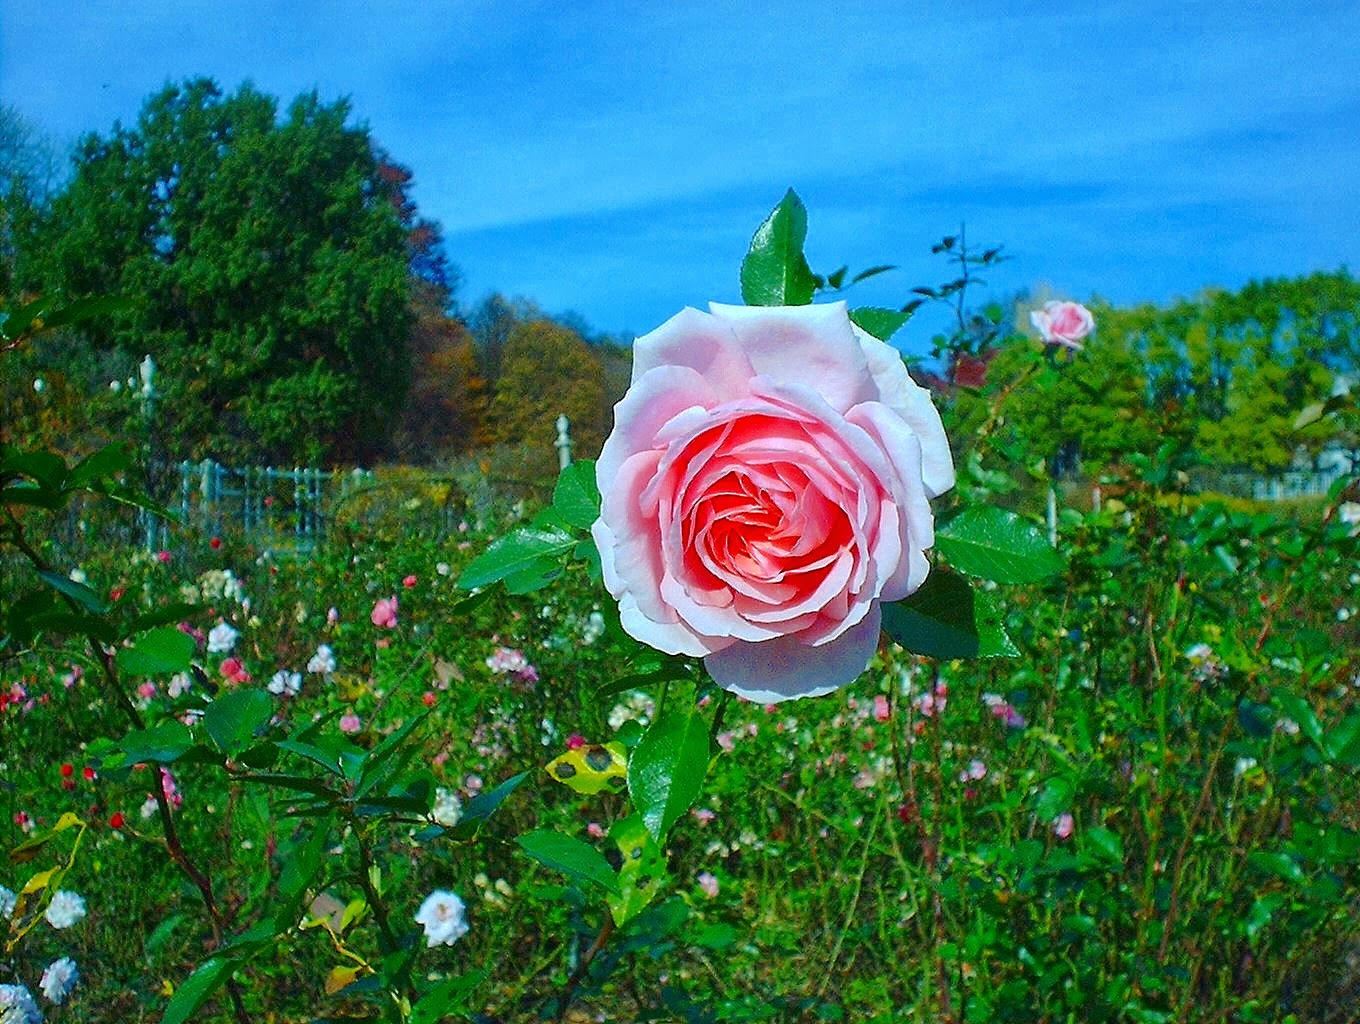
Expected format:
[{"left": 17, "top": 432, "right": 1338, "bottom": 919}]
[
  {"left": 740, "top": 188, "right": 817, "bottom": 306},
  {"left": 18, "top": 78, "right": 412, "bottom": 464}
]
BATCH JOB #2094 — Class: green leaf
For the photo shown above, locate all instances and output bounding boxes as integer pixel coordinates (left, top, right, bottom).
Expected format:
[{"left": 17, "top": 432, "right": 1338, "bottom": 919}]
[
  {"left": 1275, "top": 692, "right": 1324, "bottom": 749},
  {"left": 411, "top": 970, "right": 487, "bottom": 1024},
  {"left": 66, "top": 443, "right": 132, "bottom": 489},
  {"left": 935, "top": 507, "right": 1065, "bottom": 584},
  {"left": 607, "top": 814, "right": 669, "bottom": 926},
  {"left": 552, "top": 459, "right": 601, "bottom": 531},
  {"left": 1035, "top": 776, "right": 1075, "bottom": 820},
  {"left": 628, "top": 706, "right": 711, "bottom": 843},
  {"left": 850, "top": 264, "right": 896, "bottom": 285},
  {"left": 37, "top": 570, "right": 107, "bottom": 614},
  {"left": 457, "top": 523, "right": 576, "bottom": 590},
  {"left": 144, "top": 913, "right": 187, "bottom": 956},
  {"left": 1246, "top": 894, "right": 1286, "bottom": 942},
  {"left": 203, "top": 689, "right": 274, "bottom": 757},
  {"left": 116, "top": 626, "right": 196, "bottom": 677},
  {"left": 162, "top": 956, "right": 234, "bottom": 1024},
  {"left": 880, "top": 569, "right": 1017, "bottom": 660},
  {"left": 448, "top": 771, "right": 529, "bottom": 839},
  {"left": 516, "top": 829, "right": 619, "bottom": 895},
  {"left": 849, "top": 307, "right": 912, "bottom": 342},
  {"left": 1084, "top": 826, "right": 1125, "bottom": 865},
  {"left": 119, "top": 720, "right": 195, "bottom": 764},
  {"left": 1247, "top": 850, "right": 1305, "bottom": 885},
  {"left": 739, "top": 189, "right": 817, "bottom": 306}
]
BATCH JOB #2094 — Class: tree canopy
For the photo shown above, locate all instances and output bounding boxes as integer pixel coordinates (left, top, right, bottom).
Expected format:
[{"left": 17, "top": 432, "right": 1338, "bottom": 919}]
[{"left": 19, "top": 78, "right": 412, "bottom": 464}]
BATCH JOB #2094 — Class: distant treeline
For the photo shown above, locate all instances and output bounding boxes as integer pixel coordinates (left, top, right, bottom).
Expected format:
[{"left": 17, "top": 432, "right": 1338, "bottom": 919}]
[{"left": 3, "top": 80, "right": 1357, "bottom": 479}]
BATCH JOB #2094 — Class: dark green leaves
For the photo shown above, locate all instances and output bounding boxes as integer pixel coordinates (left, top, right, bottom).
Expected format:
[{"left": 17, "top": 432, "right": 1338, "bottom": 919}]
[
  {"left": 516, "top": 829, "right": 619, "bottom": 895},
  {"left": 551, "top": 459, "right": 601, "bottom": 530},
  {"left": 881, "top": 569, "right": 1017, "bottom": 660},
  {"left": 203, "top": 690, "right": 274, "bottom": 756},
  {"left": 740, "top": 189, "right": 817, "bottom": 306},
  {"left": 162, "top": 957, "right": 235, "bottom": 1024},
  {"left": 116, "top": 627, "right": 196, "bottom": 677},
  {"left": 850, "top": 307, "right": 913, "bottom": 342},
  {"left": 457, "top": 518, "right": 575, "bottom": 591},
  {"left": 446, "top": 771, "right": 529, "bottom": 840},
  {"left": 628, "top": 705, "right": 711, "bottom": 843},
  {"left": 936, "top": 507, "right": 1065, "bottom": 585}
]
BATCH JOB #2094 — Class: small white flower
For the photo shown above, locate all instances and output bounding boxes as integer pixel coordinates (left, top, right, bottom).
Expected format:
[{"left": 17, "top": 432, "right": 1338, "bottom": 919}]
[
  {"left": 268, "top": 670, "right": 301, "bottom": 696},
  {"left": 68, "top": 567, "right": 87, "bottom": 585},
  {"left": 44, "top": 889, "right": 86, "bottom": 929},
  {"left": 0, "top": 983, "right": 41, "bottom": 1024},
  {"left": 39, "top": 956, "right": 79, "bottom": 1005},
  {"left": 414, "top": 890, "right": 469, "bottom": 947},
  {"left": 206, "top": 620, "right": 238, "bottom": 654},
  {"left": 435, "top": 562, "right": 451, "bottom": 577},
  {"left": 431, "top": 788, "right": 462, "bottom": 828},
  {"left": 307, "top": 644, "right": 336, "bottom": 674},
  {"left": 581, "top": 611, "right": 606, "bottom": 645},
  {"left": 32, "top": 378, "right": 45, "bottom": 393},
  {"left": 0, "top": 885, "right": 15, "bottom": 919},
  {"left": 109, "top": 379, "right": 122, "bottom": 392}
]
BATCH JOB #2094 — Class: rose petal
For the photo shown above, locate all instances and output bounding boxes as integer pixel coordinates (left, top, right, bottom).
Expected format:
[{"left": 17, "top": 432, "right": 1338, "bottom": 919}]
[
  {"left": 710, "top": 302, "right": 877, "bottom": 413},
  {"left": 629, "top": 306, "right": 756, "bottom": 400},
  {"left": 703, "top": 603, "right": 883, "bottom": 703}
]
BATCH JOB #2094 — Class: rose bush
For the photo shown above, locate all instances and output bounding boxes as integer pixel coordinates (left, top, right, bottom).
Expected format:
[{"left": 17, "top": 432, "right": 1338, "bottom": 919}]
[
  {"left": 592, "top": 301, "right": 954, "bottom": 702},
  {"left": 1029, "top": 300, "right": 1094, "bottom": 350}
]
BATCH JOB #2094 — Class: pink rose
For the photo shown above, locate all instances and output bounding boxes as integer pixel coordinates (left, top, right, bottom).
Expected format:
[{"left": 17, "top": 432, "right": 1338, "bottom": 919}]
[
  {"left": 592, "top": 302, "right": 954, "bottom": 703},
  {"left": 1029, "top": 300, "right": 1094, "bottom": 351},
  {"left": 371, "top": 596, "right": 398, "bottom": 629}
]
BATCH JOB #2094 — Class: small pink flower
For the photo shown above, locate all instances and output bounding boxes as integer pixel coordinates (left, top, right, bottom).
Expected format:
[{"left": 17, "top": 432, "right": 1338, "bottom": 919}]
[
  {"left": 566, "top": 734, "right": 586, "bottom": 750},
  {"left": 422, "top": 691, "right": 437, "bottom": 708},
  {"left": 1053, "top": 813, "right": 1074, "bottom": 840},
  {"left": 1030, "top": 300, "right": 1094, "bottom": 351},
  {"left": 137, "top": 681, "right": 157, "bottom": 699},
  {"left": 960, "top": 759, "right": 987, "bottom": 782},
  {"left": 156, "top": 549, "right": 172, "bottom": 564},
  {"left": 403, "top": 574, "right": 418, "bottom": 588},
  {"left": 327, "top": 607, "right": 340, "bottom": 625},
  {"left": 464, "top": 774, "right": 484, "bottom": 794},
  {"left": 587, "top": 822, "right": 606, "bottom": 839},
  {"left": 371, "top": 596, "right": 398, "bottom": 629},
  {"left": 716, "top": 731, "right": 736, "bottom": 753},
  {"left": 692, "top": 808, "right": 716, "bottom": 826},
  {"left": 697, "top": 871, "right": 719, "bottom": 899},
  {"left": 873, "top": 694, "right": 891, "bottom": 723},
  {"left": 339, "top": 712, "right": 362, "bottom": 735},
  {"left": 219, "top": 657, "right": 251, "bottom": 684}
]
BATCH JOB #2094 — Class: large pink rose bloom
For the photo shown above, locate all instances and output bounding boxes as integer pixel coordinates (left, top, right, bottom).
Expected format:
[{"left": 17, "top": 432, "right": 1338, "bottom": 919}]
[
  {"left": 592, "top": 302, "right": 955, "bottom": 703},
  {"left": 1029, "top": 300, "right": 1094, "bottom": 350}
]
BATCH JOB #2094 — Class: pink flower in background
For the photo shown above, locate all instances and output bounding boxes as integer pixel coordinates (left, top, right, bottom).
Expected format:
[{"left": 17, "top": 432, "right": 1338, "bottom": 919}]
[
  {"left": 566, "top": 734, "right": 586, "bottom": 750},
  {"left": 219, "top": 657, "right": 250, "bottom": 685},
  {"left": 371, "top": 597, "right": 398, "bottom": 628},
  {"left": 156, "top": 549, "right": 172, "bottom": 564},
  {"left": 339, "top": 712, "right": 362, "bottom": 734},
  {"left": 1053, "top": 813, "right": 1075, "bottom": 840},
  {"left": 402, "top": 574, "right": 418, "bottom": 588},
  {"left": 1030, "top": 300, "right": 1094, "bottom": 351},
  {"left": 591, "top": 302, "right": 954, "bottom": 703},
  {"left": 692, "top": 808, "right": 716, "bottom": 826},
  {"left": 485, "top": 646, "right": 538, "bottom": 684},
  {"left": 697, "top": 872, "right": 720, "bottom": 898},
  {"left": 587, "top": 822, "right": 606, "bottom": 839},
  {"left": 873, "top": 694, "right": 891, "bottom": 722}
]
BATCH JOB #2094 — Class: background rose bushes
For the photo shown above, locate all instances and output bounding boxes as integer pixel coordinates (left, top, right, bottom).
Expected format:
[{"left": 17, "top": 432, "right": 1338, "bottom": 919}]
[{"left": 2, "top": 464, "right": 1358, "bottom": 1022}]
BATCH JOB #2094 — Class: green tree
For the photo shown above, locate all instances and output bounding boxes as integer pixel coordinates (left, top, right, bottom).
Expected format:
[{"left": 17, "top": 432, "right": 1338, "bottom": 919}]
[{"left": 19, "top": 78, "right": 411, "bottom": 464}]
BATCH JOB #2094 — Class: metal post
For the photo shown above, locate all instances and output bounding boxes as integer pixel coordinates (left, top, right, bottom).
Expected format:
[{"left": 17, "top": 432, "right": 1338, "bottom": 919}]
[{"left": 555, "top": 414, "right": 572, "bottom": 471}]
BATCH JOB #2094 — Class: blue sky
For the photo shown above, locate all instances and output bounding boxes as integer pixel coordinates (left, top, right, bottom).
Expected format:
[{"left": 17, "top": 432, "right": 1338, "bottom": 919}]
[{"left": 3, "top": 1, "right": 1358, "bottom": 354}]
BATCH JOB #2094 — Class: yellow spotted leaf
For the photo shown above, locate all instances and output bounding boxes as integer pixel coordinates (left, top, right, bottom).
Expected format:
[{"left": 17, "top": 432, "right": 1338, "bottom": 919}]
[{"left": 544, "top": 742, "right": 627, "bottom": 796}]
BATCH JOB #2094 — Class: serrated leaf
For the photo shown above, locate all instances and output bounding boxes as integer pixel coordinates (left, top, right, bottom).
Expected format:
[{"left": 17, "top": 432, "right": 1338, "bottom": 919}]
[
  {"left": 740, "top": 189, "right": 817, "bottom": 306},
  {"left": 545, "top": 741, "right": 628, "bottom": 796},
  {"left": 628, "top": 707, "right": 710, "bottom": 843},
  {"left": 116, "top": 627, "right": 196, "bottom": 677},
  {"left": 552, "top": 459, "right": 601, "bottom": 530},
  {"left": 203, "top": 689, "right": 274, "bottom": 757},
  {"left": 849, "top": 306, "right": 912, "bottom": 342},
  {"left": 516, "top": 829, "right": 619, "bottom": 895},
  {"left": 936, "top": 507, "right": 1065, "bottom": 584},
  {"left": 457, "top": 524, "right": 576, "bottom": 590},
  {"left": 881, "top": 569, "right": 1016, "bottom": 660}
]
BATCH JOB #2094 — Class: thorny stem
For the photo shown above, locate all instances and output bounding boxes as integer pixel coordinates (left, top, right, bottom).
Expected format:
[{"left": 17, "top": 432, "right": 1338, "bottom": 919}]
[{"left": 4, "top": 508, "right": 251, "bottom": 1024}]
